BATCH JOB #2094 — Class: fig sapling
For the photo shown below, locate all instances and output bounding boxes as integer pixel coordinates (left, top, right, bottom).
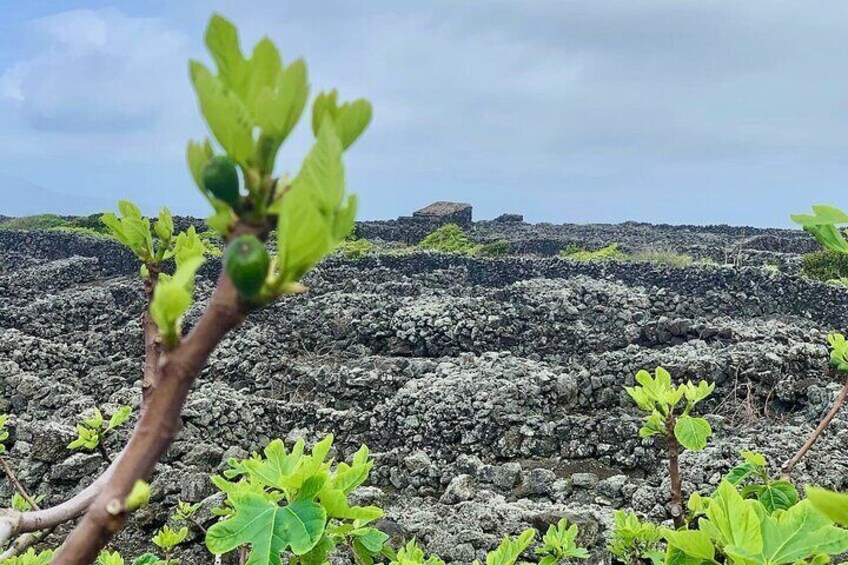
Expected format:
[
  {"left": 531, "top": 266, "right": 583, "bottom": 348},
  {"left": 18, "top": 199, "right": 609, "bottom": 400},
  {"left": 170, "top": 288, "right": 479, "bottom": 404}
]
[
  {"left": 389, "top": 540, "right": 445, "bottom": 565},
  {"left": 151, "top": 525, "right": 188, "bottom": 565},
  {"left": 9, "top": 494, "right": 44, "bottom": 513},
  {"left": 67, "top": 406, "right": 133, "bottom": 463},
  {"left": 535, "top": 519, "right": 590, "bottom": 563},
  {"left": 787, "top": 206, "right": 848, "bottom": 474},
  {"left": 96, "top": 551, "right": 125, "bottom": 565},
  {"left": 475, "top": 529, "right": 535, "bottom": 565},
  {"left": 206, "top": 435, "right": 385, "bottom": 564},
  {"left": 607, "top": 511, "right": 663, "bottom": 565},
  {"left": 625, "top": 367, "right": 714, "bottom": 528},
  {"left": 1, "top": 548, "right": 53, "bottom": 565}
]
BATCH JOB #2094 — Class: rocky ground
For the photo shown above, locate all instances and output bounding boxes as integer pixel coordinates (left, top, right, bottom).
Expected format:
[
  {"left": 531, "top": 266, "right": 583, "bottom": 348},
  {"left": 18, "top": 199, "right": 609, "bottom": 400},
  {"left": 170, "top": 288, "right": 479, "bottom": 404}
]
[{"left": 0, "top": 221, "right": 847, "bottom": 563}]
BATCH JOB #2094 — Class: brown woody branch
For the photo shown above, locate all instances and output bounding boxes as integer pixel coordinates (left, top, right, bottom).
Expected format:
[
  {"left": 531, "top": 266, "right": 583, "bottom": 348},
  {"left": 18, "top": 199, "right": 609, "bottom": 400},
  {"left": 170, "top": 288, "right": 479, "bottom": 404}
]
[
  {"left": 0, "top": 269, "right": 163, "bottom": 559},
  {"left": 53, "top": 224, "right": 262, "bottom": 564},
  {"left": 782, "top": 370, "right": 848, "bottom": 476},
  {"left": 665, "top": 416, "right": 685, "bottom": 530},
  {"left": 141, "top": 268, "right": 162, "bottom": 405},
  {"left": 0, "top": 451, "right": 122, "bottom": 551}
]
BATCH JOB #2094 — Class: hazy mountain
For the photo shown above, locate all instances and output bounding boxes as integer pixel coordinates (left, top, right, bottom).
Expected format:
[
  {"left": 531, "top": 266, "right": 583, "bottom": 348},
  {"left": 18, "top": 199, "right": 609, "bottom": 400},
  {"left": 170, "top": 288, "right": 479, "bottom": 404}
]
[{"left": 0, "top": 175, "right": 113, "bottom": 216}]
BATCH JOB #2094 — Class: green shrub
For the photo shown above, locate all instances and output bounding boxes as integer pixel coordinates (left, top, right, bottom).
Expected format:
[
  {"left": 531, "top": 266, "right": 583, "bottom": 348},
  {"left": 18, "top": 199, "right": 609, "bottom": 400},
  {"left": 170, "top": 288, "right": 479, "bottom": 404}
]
[
  {"left": 472, "top": 239, "right": 510, "bottom": 257},
  {"left": 337, "top": 238, "right": 376, "bottom": 259},
  {"left": 417, "top": 225, "right": 511, "bottom": 257},
  {"left": 0, "top": 214, "right": 109, "bottom": 237},
  {"left": 801, "top": 249, "right": 848, "bottom": 282},
  {"left": 418, "top": 223, "right": 475, "bottom": 254},
  {"left": 0, "top": 214, "right": 68, "bottom": 231},
  {"left": 629, "top": 250, "right": 694, "bottom": 268},
  {"left": 560, "top": 242, "right": 625, "bottom": 262}
]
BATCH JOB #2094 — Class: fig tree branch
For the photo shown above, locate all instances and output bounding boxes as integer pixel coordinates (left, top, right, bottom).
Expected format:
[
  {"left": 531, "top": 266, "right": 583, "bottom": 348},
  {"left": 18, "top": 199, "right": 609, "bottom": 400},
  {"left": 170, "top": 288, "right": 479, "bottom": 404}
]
[
  {"left": 0, "top": 273, "right": 159, "bottom": 558},
  {"left": 141, "top": 268, "right": 162, "bottom": 405},
  {"left": 53, "top": 224, "right": 262, "bottom": 564},
  {"left": 0, "top": 450, "right": 122, "bottom": 551}
]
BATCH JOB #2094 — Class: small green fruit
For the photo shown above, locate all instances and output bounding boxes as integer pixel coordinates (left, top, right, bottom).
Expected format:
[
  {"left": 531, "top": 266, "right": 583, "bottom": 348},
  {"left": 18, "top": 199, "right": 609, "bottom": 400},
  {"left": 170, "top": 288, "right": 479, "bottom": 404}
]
[
  {"left": 224, "top": 235, "right": 270, "bottom": 299},
  {"left": 202, "top": 156, "right": 240, "bottom": 207}
]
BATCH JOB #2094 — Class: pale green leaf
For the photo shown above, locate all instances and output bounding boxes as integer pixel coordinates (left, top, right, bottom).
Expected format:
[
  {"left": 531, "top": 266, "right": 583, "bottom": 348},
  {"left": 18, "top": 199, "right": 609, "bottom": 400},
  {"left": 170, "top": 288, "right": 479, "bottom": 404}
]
[
  {"left": 190, "top": 60, "right": 255, "bottom": 163},
  {"left": 150, "top": 255, "right": 205, "bottom": 344},
  {"left": 154, "top": 208, "right": 174, "bottom": 242},
  {"left": 664, "top": 529, "right": 715, "bottom": 561},
  {"left": 705, "top": 481, "right": 763, "bottom": 554},
  {"left": 757, "top": 500, "right": 848, "bottom": 563},
  {"left": 674, "top": 416, "right": 712, "bottom": 451},
  {"left": 107, "top": 405, "right": 133, "bottom": 431},
  {"left": 204, "top": 14, "right": 249, "bottom": 96},
  {"left": 274, "top": 123, "right": 353, "bottom": 284},
  {"left": 807, "top": 487, "right": 848, "bottom": 526}
]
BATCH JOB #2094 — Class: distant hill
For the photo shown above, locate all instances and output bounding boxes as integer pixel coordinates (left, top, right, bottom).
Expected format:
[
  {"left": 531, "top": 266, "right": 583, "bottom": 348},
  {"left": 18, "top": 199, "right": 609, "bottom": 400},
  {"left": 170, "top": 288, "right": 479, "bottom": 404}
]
[{"left": 0, "top": 175, "right": 113, "bottom": 216}]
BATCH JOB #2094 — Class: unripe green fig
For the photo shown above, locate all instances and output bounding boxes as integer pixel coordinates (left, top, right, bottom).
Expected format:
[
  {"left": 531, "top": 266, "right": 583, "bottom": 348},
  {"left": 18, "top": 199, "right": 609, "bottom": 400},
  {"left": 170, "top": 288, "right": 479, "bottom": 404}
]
[
  {"left": 224, "top": 235, "right": 270, "bottom": 299},
  {"left": 202, "top": 156, "right": 240, "bottom": 207}
]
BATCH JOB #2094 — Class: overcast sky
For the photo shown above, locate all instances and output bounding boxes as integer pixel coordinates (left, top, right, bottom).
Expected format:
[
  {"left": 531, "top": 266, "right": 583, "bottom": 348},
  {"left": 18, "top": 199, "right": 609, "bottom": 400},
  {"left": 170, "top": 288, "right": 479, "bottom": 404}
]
[{"left": 1, "top": 1, "right": 846, "bottom": 226}]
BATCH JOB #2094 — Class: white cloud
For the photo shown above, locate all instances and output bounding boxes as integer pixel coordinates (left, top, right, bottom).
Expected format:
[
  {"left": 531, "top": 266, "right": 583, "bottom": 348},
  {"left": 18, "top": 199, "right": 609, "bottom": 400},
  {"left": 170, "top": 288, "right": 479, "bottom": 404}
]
[
  {"left": 0, "top": 8, "right": 195, "bottom": 161},
  {"left": 2, "top": 1, "right": 848, "bottom": 224}
]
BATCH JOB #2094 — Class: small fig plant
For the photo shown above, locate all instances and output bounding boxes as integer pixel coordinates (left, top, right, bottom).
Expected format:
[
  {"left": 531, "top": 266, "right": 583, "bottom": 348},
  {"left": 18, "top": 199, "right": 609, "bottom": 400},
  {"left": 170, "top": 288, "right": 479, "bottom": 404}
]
[
  {"left": 67, "top": 406, "right": 133, "bottom": 463},
  {"left": 611, "top": 365, "right": 848, "bottom": 564},
  {"left": 625, "top": 367, "right": 714, "bottom": 528}
]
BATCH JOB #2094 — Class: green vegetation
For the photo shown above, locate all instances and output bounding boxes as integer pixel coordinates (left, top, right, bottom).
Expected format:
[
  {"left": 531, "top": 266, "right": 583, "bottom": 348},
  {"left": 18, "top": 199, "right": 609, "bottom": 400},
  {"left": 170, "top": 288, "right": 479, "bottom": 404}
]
[
  {"left": 560, "top": 242, "right": 626, "bottom": 262},
  {"left": 67, "top": 406, "right": 132, "bottom": 463},
  {"left": 473, "top": 239, "right": 510, "bottom": 257},
  {"left": 337, "top": 237, "right": 377, "bottom": 259},
  {"left": 626, "top": 367, "right": 714, "bottom": 529},
  {"left": 418, "top": 223, "right": 475, "bottom": 253},
  {"left": 3, "top": 10, "right": 848, "bottom": 565},
  {"left": 417, "top": 223, "right": 509, "bottom": 257},
  {"left": 0, "top": 214, "right": 110, "bottom": 237},
  {"left": 607, "top": 510, "right": 662, "bottom": 564},
  {"left": 609, "top": 358, "right": 848, "bottom": 564},
  {"left": 561, "top": 244, "right": 701, "bottom": 267},
  {"left": 628, "top": 249, "right": 695, "bottom": 268},
  {"left": 800, "top": 249, "right": 848, "bottom": 283},
  {"left": 535, "top": 519, "right": 589, "bottom": 563}
]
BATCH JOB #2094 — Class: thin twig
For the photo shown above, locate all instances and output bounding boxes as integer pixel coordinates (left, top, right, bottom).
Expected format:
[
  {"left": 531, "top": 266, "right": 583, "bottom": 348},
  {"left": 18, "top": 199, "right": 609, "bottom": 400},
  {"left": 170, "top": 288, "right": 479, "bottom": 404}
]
[
  {"left": 782, "top": 372, "right": 848, "bottom": 476},
  {"left": 96, "top": 443, "right": 113, "bottom": 465},
  {"left": 0, "top": 457, "right": 40, "bottom": 511}
]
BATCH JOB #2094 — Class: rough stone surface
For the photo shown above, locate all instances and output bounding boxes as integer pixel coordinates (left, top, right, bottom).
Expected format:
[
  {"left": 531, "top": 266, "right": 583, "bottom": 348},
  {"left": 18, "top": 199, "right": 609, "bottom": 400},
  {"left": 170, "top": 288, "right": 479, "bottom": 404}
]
[{"left": 0, "top": 222, "right": 846, "bottom": 563}]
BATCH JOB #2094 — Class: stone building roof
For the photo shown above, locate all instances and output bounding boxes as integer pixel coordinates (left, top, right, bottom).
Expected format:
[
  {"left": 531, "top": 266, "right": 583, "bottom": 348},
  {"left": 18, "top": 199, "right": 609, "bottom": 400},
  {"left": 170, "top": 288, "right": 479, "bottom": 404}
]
[{"left": 412, "top": 201, "right": 472, "bottom": 218}]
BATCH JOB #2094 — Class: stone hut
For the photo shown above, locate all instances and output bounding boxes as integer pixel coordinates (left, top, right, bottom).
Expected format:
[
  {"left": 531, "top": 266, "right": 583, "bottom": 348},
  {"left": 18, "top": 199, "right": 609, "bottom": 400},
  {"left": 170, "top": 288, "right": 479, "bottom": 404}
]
[{"left": 412, "top": 201, "right": 473, "bottom": 226}]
